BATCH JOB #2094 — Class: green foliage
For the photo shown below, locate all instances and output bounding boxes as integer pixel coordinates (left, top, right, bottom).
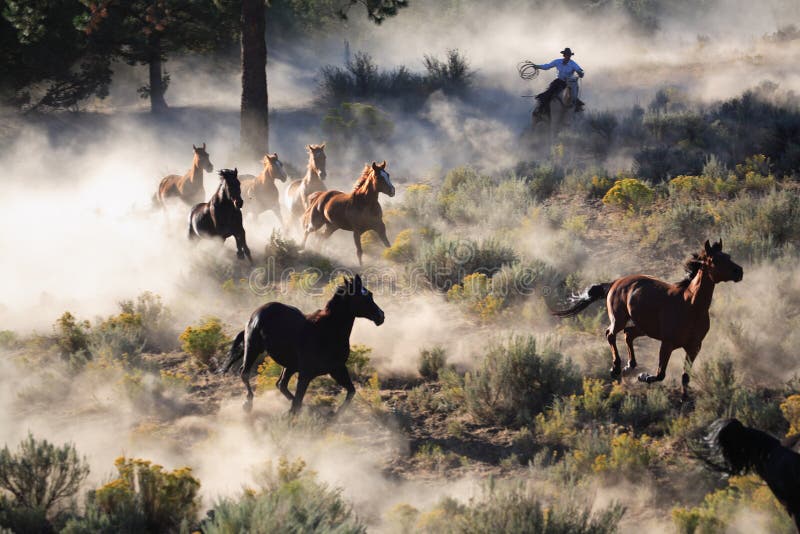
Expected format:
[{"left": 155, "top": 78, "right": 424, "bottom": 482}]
[
  {"left": 672, "top": 475, "right": 795, "bottom": 534},
  {"left": 422, "top": 49, "right": 473, "bottom": 94},
  {"left": 416, "top": 484, "right": 624, "bottom": 534},
  {"left": 447, "top": 272, "right": 505, "bottom": 320},
  {"left": 117, "top": 292, "right": 176, "bottom": 353},
  {"left": 382, "top": 228, "right": 418, "bottom": 263},
  {"left": 464, "top": 336, "right": 581, "bottom": 427},
  {"left": 178, "top": 317, "right": 230, "bottom": 366},
  {"left": 65, "top": 457, "right": 199, "bottom": 534},
  {"left": 0, "top": 433, "right": 89, "bottom": 515},
  {"left": 202, "top": 458, "right": 365, "bottom": 534},
  {"left": 436, "top": 166, "right": 534, "bottom": 224},
  {"left": 591, "top": 433, "right": 655, "bottom": 480},
  {"left": 347, "top": 344, "right": 376, "bottom": 384},
  {"left": 0, "top": 330, "right": 16, "bottom": 350},
  {"left": 602, "top": 178, "right": 655, "bottom": 212},
  {"left": 54, "top": 311, "right": 91, "bottom": 362},
  {"left": 418, "top": 346, "right": 447, "bottom": 381},
  {"left": 417, "top": 237, "right": 517, "bottom": 291},
  {"left": 322, "top": 101, "right": 394, "bottom": 153}
]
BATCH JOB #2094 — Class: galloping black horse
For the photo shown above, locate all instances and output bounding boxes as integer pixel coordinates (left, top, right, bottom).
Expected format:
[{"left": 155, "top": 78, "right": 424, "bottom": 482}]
[
  {"left": 706, "top": 418, "right": 800, "bottom": 531},
  {"left": 220, "top": 275, "right": 385, "bottom": 414},
  {"left": 188, "top": 168, "right": 252, "bottom": 262}
]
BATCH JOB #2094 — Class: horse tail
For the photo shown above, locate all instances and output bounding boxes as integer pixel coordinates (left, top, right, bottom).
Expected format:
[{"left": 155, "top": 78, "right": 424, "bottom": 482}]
[
  {"left": 551, "top": 282, "right": 610, "bottom": 318},
  {"left": 218, "top": 330, "right": 246, "bottom": 375}
]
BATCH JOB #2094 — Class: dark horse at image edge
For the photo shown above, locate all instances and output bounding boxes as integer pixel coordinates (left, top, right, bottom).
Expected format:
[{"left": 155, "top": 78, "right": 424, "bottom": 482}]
[
  {"left": 219, "top": 275, "right": 385, "bottom": 414},
  {"left": 187, "top": 168, "right": 252, "bottom": 262},
  {"left": 705, "top": 418, "right": 800, "bottom": 531},
  {"left": 553, "top": 240, "right": 743, "bottom": 396}
]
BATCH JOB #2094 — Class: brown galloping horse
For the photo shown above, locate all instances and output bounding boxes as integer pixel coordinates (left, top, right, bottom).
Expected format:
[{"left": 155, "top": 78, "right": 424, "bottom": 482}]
[
  {"left": 157, "top": 143, "right": 213, "bottom": 206},
  {"left": 188, "top": 168, "right": 252, "bottom": 262},
  {"left": 239, "top": 153, "right": 289, "bottom": 222},
  {"left": 283, "top": 143, "right": 327, "bottom": 225},
  {"left": 553, "top": 240, "right": 743, "bottom": 396},
  {"left": 301, "top": 161, "right": 395, "bottom": 266},
  {"left": 220, "top": 275, "right": 385, "bottom": 415}
]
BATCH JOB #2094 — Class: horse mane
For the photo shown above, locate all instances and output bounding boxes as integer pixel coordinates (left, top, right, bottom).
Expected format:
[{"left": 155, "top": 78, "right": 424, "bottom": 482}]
[
  {"left": 675, "top": 247, "right": 708, "bottom": 289},
  {"left": 707, "top": 418, "right": 781, "bottom": 475},
  {"left": 258, "top": 156, "right": 274, "bottom": 183},
  {"left": 352, "top": 165, "right": 375, "bottom": 195}
]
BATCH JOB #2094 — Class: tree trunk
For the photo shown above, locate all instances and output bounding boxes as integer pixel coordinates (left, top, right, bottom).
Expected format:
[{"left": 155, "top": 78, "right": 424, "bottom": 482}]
[
  {"left": 148, "top": 34, "right": 168, "bottom": 114},
  {"left": 240, "top": 0, "right": 269, "bottom": 161}
]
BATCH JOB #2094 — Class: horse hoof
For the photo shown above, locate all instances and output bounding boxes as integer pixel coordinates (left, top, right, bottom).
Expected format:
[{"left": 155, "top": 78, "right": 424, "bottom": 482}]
[
  {"left": 609, "top": 366, "right": 621, "bottom": 378},
  {"left": 637, "top": 372, "right": 649, "bottom": 383},
  {"left": 622, "top": 364, "right": 637, "bottom": 376},
  {"left": 242, "top": 399, "right": 253, "bottom": 412}
]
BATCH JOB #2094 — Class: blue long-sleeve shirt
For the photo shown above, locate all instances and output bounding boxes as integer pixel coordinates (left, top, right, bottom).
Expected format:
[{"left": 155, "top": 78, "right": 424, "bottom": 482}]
[{"left": 537, "top": 58, "right": 584, "bottom": 80}]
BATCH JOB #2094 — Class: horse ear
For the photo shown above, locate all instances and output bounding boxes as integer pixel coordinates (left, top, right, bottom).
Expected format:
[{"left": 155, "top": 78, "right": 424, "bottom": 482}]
[
  {"left": 305, "top": 144, "right": 312, "bottom": 151},
  {"left": 380, "top": 160, "right": 387, "bottom": 168},
  {"left": 354, "top": 274, "right": 362, "bottom": 288},
  {"left": 320, "top": 142, "right": 326, "bottom": 149},
  {"left": 202, "top": 142, "right": 206, "bottom": 150},
  {"left": 715, "top": 239, "right": 723, "bottom": 251},
  {"left": 704, "top": 240, "right": 712, "bottom": 254},
  {"left": 371, "top": 161, "right": 378, "bottom": 169},
  {"left": 193, "top": 144, "right": 197, "bottom": 150}
]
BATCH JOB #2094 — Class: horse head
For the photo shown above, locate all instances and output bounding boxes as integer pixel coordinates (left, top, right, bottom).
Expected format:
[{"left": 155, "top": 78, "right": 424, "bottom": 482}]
[
  {"left": 219, "top": 168, "right": 243, "bottom": 209},
  {"left": 264, "top": 153, "right": 288, "bottom": 182},
  {"left": 339, "top": 274, "right": 384, "bottom": 325},
  {"left": 371, "top": 160, "right": 395, "bottom": 197},
  {"left": 306, "top": 143, "right": 327, "bottom": 181},
  {"left": 193, "top": 143, "right": 214, "bottom": 173},
  {"left": 701, "top": 239, "right": 743, "bottom": 283}
]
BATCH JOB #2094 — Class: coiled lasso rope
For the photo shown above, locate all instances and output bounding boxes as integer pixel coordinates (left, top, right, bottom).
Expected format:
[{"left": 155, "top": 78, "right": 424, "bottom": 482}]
[{"left": 517, "top": 60, "right": 540, "bottom": 80}]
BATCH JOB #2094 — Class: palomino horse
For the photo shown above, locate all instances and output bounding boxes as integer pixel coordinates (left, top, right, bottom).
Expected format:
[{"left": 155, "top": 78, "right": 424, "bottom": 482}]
[
  {"left": 239, "top": 153, "right": 289, "bottom": 223},
  {"left": 220, "top": 275, "right": 385, "bottom": 415},
  {"left": 553, "top": 240, "right": 743, "bottom": 396},
  {"left": 157, "top": 143, "right": 213, "bottom": 206},
  {"left": 188, "top": 168, "right": 252, "bottom": 262},
  {"left": 284, "top": 143, "right": 327, "bottom": 227},
  {"left": 301, "top": 161, "right": 395, "bottom": 266},
  {"left": 706, "top": 419, "right": 800, "bottom": 531}
]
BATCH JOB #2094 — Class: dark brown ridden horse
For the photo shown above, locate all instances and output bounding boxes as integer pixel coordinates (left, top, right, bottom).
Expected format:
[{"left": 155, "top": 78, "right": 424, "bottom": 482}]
[
  {"left": 301, "top": 161, "right": 395, "bottom": 266},
  {"left": 284, "top": 143, "right": 327, "bottom": 226},
  {"left": 239, "top": 153, "right": 289, "bottom": 223},
  {"left": 553, "top": 240, "right": 743, "bottom": 396},
  {"left": 157, "top": 143, "right": 213, "bottom": 206},
  {"left": 188, "top": 168, "right": 252, "bottom": 262},
  {"left": 220, "top": 275, "right": 385, "bottom": 414}
]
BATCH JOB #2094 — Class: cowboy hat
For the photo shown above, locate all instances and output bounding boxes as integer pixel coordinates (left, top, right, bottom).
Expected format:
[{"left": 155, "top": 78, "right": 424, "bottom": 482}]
[{"left": 560, "top": 48, "right": 574, "bottom": 56}]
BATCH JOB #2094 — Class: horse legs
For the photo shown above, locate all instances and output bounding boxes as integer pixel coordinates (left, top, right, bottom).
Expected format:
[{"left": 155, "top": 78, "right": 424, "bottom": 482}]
[
  {"left": 276, "top": 367, "right": 296, "bottom": 401},
  {"left": 681, "top": 346, "right": 700, "bottom": 399},
  {"left": 353, "top": 230, "right": 363, "bottom": 266},
  {"left": 638, "top": 342, "right": 674, "bottom": 384},
  {"left": 290, "top": 373, "right": 311, "bottom": 415},
  {"left": 605, "top": 320, "right": 625, "bottom": 379},
  {"left": 239, "top": 333, "right": 263, "bottom": 413},
  {"left": 330, "top": 365, "right": 356, "bottom": 417},
  {"left": 375, "top": 222, "right": 391, "bottom": 248},
  {"left": 235, "top": 229, "right": 252, "bottom": 263},
  {"left": 623, "top": 325, "right": 644, "bottom": 374}
]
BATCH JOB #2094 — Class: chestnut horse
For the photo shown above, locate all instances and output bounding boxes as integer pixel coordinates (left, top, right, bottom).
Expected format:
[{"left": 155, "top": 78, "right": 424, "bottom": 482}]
[
  {"left": 220, "top": 275, "right": 385, "bottom": 415},
  {"left": 283, "top": 143, "right": 327, "bottom": 226},
  {"left": 553, "top": 240, "right": 743, "bottom": 396},
  {"left": 157, "top": 143, "right": 213, "bottom": 206},
  {"left": 188, "top": 168, "right": 252, "bottom": 262},
  {"left": 301, "top": 161, "right": 395, "bottom": 266},
  {"left": 239, "top": 153, "right": 289, "bottom": 223}
]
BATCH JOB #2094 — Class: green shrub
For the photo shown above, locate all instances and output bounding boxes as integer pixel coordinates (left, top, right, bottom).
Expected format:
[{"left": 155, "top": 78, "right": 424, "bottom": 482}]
[
  {"left": 0, "top": 331, "right": 17, "bottom": 350},
  {"left": 672, "top": 475, "right": 795, "bottom": 534},
  {"left": 65, "top": 457, "right": 199, "bottom": 534},
  {"left": 419, "top": 483, "right": 624, "bottom": 534},
  {"left": 202, "top": 458, "right": 365, "bottom": 534},
  {"left": 592, "top": 433, "right": 655, "bottom": 480},
  {"left": 382, "top": 229, "right": 418, "bottom": 263},
  {"left": 117, "top": 292, "right": 177, "bottom": 352},
  {"left": 54, "top": 311, "right": 91, "bottom": 362},
  {"left": 417, "top": 237, "right": 517, "bottom": 291},
  {"left": 419, "top": 346, "right": 447, "bottom": 381},
  {"left": 602, "top": 178, "right": 655, "bottom": 212},
  {"left": 436, "top": 167, "right": 533, "bottom": 226},
  {"left": 464, "top": 336, "right": 581, "bottom": 427},
  {"left": 178, "top": 317, "right": 230, "bottom": 366},
  {"left": 447, "top": 272, "right": 505, "bottom": 320},
  {"left": 0, "top": 434, "right": 89, "bottom": 515},
  {"left": 322, "top": 102, "right": 394, "bottom": 155},
  {"left": 90, "top": 312, "right": 146, "bottom": 366},
  {"left": 347, "top": 344, "right": 376, "bottom": 384}
]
